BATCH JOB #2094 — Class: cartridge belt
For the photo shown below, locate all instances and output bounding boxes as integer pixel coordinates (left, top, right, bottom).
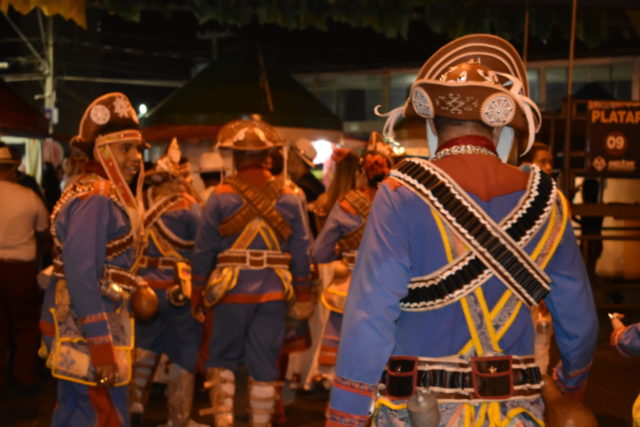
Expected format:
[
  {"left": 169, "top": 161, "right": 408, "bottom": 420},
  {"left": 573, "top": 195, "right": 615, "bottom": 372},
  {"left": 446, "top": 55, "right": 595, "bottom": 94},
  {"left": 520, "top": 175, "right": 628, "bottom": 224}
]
[
  {"left": 217, "top": 249, "right": 291, "bottom": 270},
  {"left": 381, "top": 354, "right": 542, "bottom": 403},
  {"left": 138, "top": 255, "right": 177, "bottom": 270}
]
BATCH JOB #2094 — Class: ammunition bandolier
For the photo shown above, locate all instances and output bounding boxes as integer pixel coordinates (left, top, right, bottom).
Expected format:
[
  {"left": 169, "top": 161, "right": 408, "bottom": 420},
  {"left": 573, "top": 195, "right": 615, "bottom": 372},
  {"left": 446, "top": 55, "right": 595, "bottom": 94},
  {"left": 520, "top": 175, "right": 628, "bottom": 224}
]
[
  {"left": 203, "top": 176, "right": 295, "bottom": 307},
  {"left": 321, "top": 189, "right": 373, "bottom": 315},
  {"left": 377, "top": 159, "right": 566, "bottom": 411}
]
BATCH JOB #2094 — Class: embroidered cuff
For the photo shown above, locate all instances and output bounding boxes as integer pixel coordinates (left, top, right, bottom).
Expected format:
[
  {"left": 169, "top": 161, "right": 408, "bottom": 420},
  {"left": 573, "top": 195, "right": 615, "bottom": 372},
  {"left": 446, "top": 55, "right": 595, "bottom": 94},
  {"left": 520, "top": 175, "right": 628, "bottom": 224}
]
[
  {"left": 78, "top": 312, "right": 108, "bottom": 325},
  {"left": 87, "top": 336, "right": 116, "bottom": 366},
  {"left": 326, "top": 407, "right": 370, "bottom": 427},
  {"left": 329, "top": 375, "right": 377, "bottom": 417},
  {"left": 333, "top": 376, "right": 377, "bottom": 397},
  {"left": 611, "top": 326, "right": 633, "bottom": 357},
  {"left": 553, "top": 361, "right": 591, "bottom": 401}
]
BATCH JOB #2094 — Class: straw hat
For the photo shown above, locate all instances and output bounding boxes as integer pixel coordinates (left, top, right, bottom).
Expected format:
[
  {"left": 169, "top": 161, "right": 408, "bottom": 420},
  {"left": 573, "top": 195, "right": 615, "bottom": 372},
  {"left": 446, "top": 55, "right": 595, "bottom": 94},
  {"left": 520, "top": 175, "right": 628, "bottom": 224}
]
[{"left": 0, "top": 146, "right": 19, "bottom": 165}]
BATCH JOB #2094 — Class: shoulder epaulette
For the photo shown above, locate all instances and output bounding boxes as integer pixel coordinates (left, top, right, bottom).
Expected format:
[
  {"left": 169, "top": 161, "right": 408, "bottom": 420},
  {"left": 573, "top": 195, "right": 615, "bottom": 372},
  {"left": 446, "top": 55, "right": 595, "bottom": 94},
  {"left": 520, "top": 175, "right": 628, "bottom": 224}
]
[
  {"left": 338, "top": 198, "right": 358, "bottom": 216},
  {"left": 383, "top": 177, "right": 404, "bottom": 191},
  {"left": 215, "top": 183, "right": 236, "bottom": 195},
  {"left": 342, "top": 189, "right": 372, "bottom": 219},
  {"left": 78, "top": 179, "right": 114, "bottom": 200}
]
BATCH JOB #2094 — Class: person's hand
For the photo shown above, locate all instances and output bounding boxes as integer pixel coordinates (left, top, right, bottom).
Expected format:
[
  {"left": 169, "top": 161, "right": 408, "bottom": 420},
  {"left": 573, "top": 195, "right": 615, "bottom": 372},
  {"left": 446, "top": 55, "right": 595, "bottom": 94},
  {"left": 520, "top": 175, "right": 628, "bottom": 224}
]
[
  {"left": 191, "top": 287, "right": 205, "bottom": 323},
  {"left": 95, "top": 364, "right": 119, "bottom": 387},
  {"left": 289, "top": 300, "right": 313, "bottom": 320},
  {"left": 609, "top": 312, "right": 626, "bottom": 330}
]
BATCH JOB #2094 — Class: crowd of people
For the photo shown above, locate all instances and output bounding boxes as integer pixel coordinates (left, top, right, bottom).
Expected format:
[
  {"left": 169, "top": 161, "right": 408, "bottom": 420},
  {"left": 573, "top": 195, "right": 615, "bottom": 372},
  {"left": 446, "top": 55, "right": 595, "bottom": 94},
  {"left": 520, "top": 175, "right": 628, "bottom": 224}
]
[{"left": 0, "top": 32, "right": 637, "bottom": 427}]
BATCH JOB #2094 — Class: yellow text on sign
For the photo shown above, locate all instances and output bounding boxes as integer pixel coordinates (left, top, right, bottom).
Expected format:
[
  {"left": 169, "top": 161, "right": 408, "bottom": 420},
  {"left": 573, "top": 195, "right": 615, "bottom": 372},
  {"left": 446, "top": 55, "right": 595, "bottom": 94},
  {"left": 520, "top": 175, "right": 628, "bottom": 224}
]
[{"left": 591, "top": 109, "right": 640, "bottom": 125}]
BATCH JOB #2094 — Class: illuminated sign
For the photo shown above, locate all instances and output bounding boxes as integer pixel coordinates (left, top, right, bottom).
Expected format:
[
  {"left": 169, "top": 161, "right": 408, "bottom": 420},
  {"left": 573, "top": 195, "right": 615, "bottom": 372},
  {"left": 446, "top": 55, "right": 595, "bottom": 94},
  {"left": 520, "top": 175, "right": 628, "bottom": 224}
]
[{"left": 587, "top": 101, "right": 640, "bottom": 176}]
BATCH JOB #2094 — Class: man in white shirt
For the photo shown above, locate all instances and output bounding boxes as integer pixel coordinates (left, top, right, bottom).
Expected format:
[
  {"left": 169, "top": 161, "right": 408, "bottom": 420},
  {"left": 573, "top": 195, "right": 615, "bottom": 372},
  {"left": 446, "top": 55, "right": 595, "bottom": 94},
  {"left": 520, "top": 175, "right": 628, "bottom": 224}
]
[{"left": 0, "top": 143, "right": 49, "bottom": 394}]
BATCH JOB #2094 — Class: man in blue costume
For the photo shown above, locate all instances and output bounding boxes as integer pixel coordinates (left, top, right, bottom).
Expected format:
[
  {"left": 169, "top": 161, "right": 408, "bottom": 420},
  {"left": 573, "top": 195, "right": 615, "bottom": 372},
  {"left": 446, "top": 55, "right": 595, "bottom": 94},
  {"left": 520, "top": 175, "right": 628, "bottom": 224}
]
[
  {"left": 191, "top": 119, "right": 312, "bottom": 427},
  {"left": 312, "top": 132, "right": 392, "bottom": 368},
  {"left": 610, "top": 313, "right": 640, "bottom": 425},
  {"left": 40, "top": 93, "right": 150, "bottom": 426},
  {"left": 327, "top": 34, "right": 598, "bottom": 426},
  {"left": 129, "top": 138, "right": 205, "bottom": 427}
]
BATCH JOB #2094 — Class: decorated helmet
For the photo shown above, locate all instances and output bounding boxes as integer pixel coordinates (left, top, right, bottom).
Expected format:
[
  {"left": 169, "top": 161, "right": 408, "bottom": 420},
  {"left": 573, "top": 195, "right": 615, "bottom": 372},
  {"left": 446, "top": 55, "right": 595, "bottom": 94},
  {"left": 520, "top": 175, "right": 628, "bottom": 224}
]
[
  {"left": 217, "top": 119, "right": 282, "bottom": 151},
  {"left": 70, "top": 92, "right": 146, "bottom": 154},
  {"left": 378, "top": 34, "right": 541, "bottom": 161},
  {"left": 146, "top": 137, "right": 191, "bottom": 184},
  {"left": 362, "top": 132, "right": 393, "bottom": 182}
]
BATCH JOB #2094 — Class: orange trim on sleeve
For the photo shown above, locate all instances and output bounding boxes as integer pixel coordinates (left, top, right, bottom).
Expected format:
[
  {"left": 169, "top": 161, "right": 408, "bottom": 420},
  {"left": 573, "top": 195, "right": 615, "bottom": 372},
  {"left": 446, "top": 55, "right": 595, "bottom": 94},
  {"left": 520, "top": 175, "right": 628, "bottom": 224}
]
[
  {"left": 338, "top": 199, "right": 358, "bottom": 215},
  {"left": 214, "top": 184, "right": 236, "bottom": 195},
  {"left": 78, "top": 312, "right": 108, "bottom": 326},
  {"left": 383, "top": 177, "right": 403, "bottom": 191},
  {"left": 611, "top": 326, "right": 633, "bottom": 357},
  {"left": 78, "top": 180, "right": 113, "bottom": 200}
]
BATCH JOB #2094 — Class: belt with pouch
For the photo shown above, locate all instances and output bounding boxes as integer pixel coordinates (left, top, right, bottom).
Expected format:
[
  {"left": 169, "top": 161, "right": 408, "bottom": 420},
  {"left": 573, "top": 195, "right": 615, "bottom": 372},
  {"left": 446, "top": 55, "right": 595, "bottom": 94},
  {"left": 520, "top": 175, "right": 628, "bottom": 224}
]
[
  {"left": 138, "top": 255, "right": 177, "bottom": 270},
  {"left": 381, "top": 355, "right": 542, "bottom": 403},
  {"left": 217, "top": 249, "right": 291, "bottom": 270}
]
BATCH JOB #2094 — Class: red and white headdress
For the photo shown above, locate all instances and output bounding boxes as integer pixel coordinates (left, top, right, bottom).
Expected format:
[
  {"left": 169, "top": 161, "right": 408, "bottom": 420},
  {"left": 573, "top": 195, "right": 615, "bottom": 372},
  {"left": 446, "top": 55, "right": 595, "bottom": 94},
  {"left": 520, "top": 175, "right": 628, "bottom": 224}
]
[
  {"left": 149, "top": 137, "right": 192, "bottom": 183},
  {"left": 72, "top": 92, "right": 146, "bottom": 238}
]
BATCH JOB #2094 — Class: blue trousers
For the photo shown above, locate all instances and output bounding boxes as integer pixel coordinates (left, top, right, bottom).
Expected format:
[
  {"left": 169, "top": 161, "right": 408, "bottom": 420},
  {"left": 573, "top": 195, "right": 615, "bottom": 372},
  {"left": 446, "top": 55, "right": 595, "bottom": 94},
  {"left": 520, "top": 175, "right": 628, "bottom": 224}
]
[
  {"left": 205, "top": 300, "right": 285, "bottom": 381},
  {"left": 51, "top": 380, "right": 129, "bottom": 427},
  {"left": 135, "top": 289, "right": 202, "bottom": 372}
]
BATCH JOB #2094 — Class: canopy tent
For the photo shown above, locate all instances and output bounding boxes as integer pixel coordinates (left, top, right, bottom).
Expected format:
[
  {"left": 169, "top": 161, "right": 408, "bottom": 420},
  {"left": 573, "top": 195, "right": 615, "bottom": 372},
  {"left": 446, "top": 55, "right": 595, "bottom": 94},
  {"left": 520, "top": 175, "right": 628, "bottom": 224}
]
[
  {"left": 142, "top": 48, "right": 343, "bottom": 176},
  {"left": 142, "top": 48, "right": 342, "bottom": 144},
  {"left": 0, "top": 78, "right": 49, "bottom": 182},
  {"left": 0, "top": 78, "right": 48, "bottom": 137}
]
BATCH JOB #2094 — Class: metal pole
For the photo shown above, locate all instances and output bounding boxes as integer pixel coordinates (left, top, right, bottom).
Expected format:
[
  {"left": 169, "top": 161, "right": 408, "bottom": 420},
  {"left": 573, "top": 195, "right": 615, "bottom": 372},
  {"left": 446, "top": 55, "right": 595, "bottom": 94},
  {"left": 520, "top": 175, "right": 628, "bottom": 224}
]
[
  {"left": 58, "top": 75, "right": 185, "bottom": 87},
  {"left": 258, "top": 48, "right": 274, "bottom": 113},
  {"left": 562, "top": 0, "right": 578, "bottom": 196},
  {"left": 2, "top": 13, "right": 48, "bottom": 69},
  {"left": 44, "top": 17, "right": 55, "bottom": 133},
  {"left": 522, "top": 0, "right": 530, "bottom": 64}
]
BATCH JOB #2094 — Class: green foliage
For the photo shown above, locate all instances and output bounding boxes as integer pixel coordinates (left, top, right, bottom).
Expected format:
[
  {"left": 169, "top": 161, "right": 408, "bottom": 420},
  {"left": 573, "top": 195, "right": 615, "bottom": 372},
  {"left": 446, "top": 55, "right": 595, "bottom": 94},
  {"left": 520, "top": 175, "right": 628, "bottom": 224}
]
[{"left": 102, "top": 0, "right": 636, "bottom": 48}]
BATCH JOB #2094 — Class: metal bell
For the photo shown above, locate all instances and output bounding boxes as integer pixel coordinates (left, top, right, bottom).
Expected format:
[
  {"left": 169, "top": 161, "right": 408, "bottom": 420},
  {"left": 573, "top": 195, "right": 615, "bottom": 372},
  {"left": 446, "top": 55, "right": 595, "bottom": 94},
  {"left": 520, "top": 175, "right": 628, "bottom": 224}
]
[{"left": 407, "top": 389, "right": 440, "bottom": 427}]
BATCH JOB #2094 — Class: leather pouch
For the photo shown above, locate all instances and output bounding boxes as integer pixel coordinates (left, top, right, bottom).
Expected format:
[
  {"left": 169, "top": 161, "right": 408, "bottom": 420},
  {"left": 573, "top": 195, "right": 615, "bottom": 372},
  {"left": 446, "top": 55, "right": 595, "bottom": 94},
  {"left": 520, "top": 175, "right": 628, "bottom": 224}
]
[
  {"left": 470, "top": 355, "right": 514, "bottom": 400},
  {"left": 385, "top": 356, "right": 418, "bottom": 399}
]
